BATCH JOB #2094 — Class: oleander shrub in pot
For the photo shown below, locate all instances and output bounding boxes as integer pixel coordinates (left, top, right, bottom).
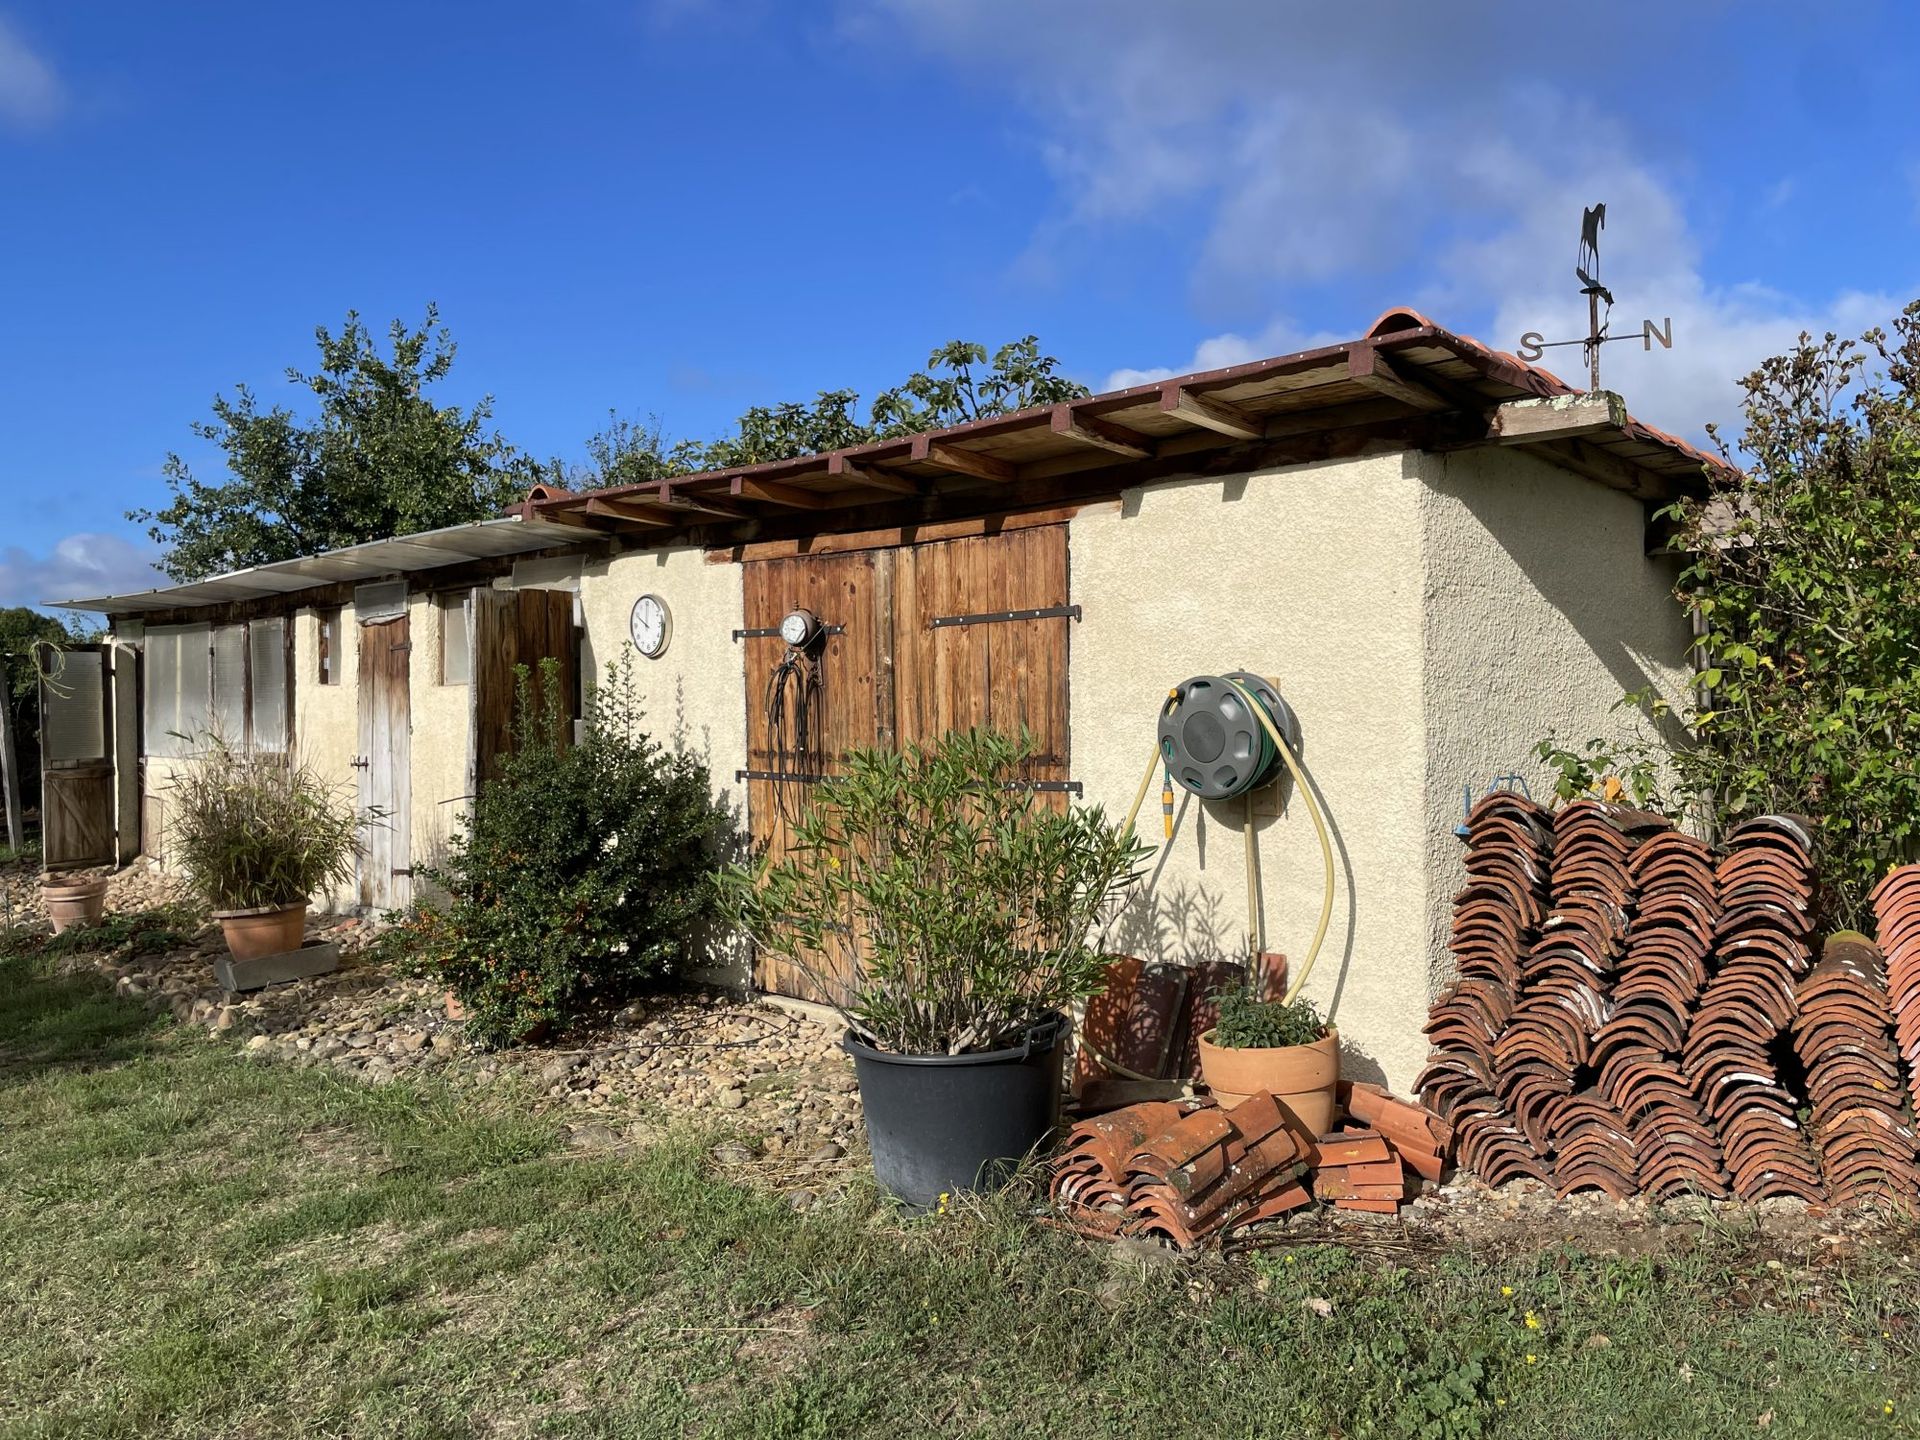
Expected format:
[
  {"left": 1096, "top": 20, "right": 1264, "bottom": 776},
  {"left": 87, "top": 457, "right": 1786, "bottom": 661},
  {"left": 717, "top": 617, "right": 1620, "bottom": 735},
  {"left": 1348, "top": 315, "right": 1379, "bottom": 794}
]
[
  {"left": 407, "top": 656, "right": 731, "bottom": 1048},
  {"left": 167, "top": 739, "right": 359, "bottom": 960},
  {"left": 1197, "top": 985, "right": 1339, "bottom": 1139},
  {"left": 722, "top": 728, "right": 1148, "bottom": 1205}
]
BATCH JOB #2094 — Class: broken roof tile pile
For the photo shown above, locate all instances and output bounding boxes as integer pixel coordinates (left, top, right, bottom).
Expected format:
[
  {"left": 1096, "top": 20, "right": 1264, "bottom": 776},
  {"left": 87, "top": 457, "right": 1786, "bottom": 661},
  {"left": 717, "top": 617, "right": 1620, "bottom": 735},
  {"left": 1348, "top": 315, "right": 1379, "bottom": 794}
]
[
  {"left": 1416, "top": 791, "right": 1553, "bottom": 1187},
  {"left": 1423, "top": 806, "right": 1920, "bottom": 1208},
  {"left": 1792, "top": 932, "right": 1920, "bottom": 1207},
  {"left": 1684, "top": 816, "right": 1824, "bottom": 1201},
  {"left": 1049, "top": 1082, "right": 1448, "bottom": 1251},
  {"left": 1872, "top": 865, "right": 1920, "bottom": 1118}
]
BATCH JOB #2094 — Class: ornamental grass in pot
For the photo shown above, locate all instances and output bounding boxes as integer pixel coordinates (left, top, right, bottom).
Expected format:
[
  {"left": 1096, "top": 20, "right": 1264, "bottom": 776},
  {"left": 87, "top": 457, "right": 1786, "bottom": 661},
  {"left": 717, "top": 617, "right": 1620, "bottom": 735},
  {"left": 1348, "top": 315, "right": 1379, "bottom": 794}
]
[
  {"left": 167, "top": 740, "right": 359, "bottom": 961},
  {"left": 723, "top": 729, "right": 1148, "bottom": 1206},
  {"left": 1197, "top": 985, "right": 1339, "bottom": 1140}
]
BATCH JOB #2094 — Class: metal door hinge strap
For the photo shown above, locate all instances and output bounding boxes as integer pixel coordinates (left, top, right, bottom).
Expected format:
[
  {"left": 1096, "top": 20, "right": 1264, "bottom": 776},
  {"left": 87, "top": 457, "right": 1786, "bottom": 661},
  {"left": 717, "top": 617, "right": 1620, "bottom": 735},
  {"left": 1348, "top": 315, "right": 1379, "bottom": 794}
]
[
  {"left": 929, "top": 605, "right": 1081, "bottom": 629},
  {"left": 732, "top": 624, "right": 845, "bottom": 642},
  {"left": 736, "top": 767, "right": 1078, "bottom": 796}
]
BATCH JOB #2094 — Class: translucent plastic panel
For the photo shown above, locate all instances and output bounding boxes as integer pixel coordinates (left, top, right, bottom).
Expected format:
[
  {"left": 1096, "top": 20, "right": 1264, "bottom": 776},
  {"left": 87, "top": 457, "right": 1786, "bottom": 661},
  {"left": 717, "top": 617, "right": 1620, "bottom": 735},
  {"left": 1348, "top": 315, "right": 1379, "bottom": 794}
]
[
  {"left": 41, "top": 650, "right": 104, "bottom": 763},
  {"left": 211, "top": 624, "right": 247, "bottom": 744},
  {"left": 249, "top": 618, "right": 288, "bottom": 750}
]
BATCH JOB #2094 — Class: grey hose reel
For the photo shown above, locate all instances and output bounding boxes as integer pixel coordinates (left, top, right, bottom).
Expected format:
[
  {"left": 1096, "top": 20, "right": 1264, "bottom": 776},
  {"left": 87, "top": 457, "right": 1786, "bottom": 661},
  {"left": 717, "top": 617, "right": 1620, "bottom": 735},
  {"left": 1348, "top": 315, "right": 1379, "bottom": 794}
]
[{"left": 1158, "top": 671, "right": 1302, "bottom": 801}]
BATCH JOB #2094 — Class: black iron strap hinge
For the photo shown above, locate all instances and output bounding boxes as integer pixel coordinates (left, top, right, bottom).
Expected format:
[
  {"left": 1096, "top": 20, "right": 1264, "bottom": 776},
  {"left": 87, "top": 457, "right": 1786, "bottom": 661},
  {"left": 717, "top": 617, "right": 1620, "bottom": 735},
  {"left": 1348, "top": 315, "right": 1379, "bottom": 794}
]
[
  {"left": 732, "top": 623, "right": 846, "bottom": 642},
  {"left": 928, "top": 605, "right": 1081, "bottom": 630},
  {"left": 737, "top": 768, "right": 1080, "bottom": 796}
]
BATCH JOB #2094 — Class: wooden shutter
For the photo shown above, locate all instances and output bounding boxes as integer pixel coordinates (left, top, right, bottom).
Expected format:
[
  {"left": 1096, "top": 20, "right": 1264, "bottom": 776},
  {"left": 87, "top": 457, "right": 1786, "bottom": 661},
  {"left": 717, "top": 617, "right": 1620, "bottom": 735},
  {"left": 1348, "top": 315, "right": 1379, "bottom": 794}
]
[{"left": 469, "top": 588, "right": 579, "bottom": 788}]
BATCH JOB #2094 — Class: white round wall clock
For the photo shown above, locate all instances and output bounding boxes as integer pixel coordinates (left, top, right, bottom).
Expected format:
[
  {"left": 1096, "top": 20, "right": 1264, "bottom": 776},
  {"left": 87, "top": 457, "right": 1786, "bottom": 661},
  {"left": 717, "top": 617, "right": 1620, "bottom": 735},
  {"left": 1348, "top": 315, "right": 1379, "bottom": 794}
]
[{"left": 629, "top": 594, "right": 671, "bottom": 658}]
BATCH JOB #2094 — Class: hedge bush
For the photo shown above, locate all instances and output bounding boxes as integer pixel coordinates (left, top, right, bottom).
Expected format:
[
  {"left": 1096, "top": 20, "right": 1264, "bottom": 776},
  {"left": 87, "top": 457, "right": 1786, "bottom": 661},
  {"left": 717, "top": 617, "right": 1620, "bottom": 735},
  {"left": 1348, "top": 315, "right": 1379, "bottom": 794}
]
[{"left": 407, "top": 656, "right": 731, "bottom": 1046}]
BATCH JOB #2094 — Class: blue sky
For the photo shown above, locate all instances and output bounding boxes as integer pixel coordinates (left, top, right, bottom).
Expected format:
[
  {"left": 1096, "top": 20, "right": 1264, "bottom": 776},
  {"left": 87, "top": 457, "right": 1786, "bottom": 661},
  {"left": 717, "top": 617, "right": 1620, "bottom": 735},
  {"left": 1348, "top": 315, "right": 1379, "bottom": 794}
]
[{"left": 2, "top": 1, "right": 1916, "bottom": 608}]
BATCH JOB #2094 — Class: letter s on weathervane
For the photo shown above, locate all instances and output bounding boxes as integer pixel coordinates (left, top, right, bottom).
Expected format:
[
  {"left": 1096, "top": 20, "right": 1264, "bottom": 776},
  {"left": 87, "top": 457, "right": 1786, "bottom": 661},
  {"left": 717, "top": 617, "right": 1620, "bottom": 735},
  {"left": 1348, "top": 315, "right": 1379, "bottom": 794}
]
[{"left": 1517, "top": 332, "right": 1545, "bottom": 363}]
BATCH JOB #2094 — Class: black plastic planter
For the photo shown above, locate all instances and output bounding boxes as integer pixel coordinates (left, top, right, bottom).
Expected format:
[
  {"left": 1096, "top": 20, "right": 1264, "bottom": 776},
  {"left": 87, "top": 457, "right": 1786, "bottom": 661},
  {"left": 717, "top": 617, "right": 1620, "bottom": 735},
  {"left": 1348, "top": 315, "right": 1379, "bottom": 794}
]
[{"left": 845, "top": 1013, "right": 1069, "bottom": 1207}]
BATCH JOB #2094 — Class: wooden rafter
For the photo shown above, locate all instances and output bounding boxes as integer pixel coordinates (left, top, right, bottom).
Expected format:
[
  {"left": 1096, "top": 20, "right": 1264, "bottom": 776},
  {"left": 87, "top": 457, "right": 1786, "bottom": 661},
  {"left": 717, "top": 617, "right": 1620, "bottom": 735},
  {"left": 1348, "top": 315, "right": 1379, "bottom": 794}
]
[
  {"left": 730, "top": 476, "right": 832, "bottom": 509},
  {"left": 1158, "top": 383, "right": 1263, "bottom": 440},
  {"left": 1049, "top": 403, "right": 1154, "bottom": 459},
  {"left": 582, "top": 496, "right": 673, "bottom": 527},
  {"left": 909, "top": 434, "right": 1017, "bottom": 483},
  {"left": 1346, "top": 345, "right": 1450, "bottom": 412},
  {"left": 828, "top": 452, "right": 924, "bottom": 495},
  {"left": 657, "top": 484, "right": 749, "bottom": 520}
]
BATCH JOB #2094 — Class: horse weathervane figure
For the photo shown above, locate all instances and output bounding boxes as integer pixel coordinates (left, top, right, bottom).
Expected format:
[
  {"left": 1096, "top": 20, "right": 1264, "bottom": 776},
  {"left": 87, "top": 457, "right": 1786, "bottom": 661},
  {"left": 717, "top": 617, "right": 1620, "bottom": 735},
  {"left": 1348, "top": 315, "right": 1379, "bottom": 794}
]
[{"left": 1517, "top": 202, "right": 1673, "bottom": 392}]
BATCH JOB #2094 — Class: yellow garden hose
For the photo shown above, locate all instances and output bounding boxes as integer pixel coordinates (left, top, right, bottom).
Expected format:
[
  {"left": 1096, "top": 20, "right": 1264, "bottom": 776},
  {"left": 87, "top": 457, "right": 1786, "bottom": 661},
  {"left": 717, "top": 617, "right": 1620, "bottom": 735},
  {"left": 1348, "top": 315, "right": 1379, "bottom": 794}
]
[
  {"left": 1108, "top": 676, "right": 1338, "bottom": 1013},
  {"left": 1223, "top": 675, "right": 1336, "bottom": 1005}
]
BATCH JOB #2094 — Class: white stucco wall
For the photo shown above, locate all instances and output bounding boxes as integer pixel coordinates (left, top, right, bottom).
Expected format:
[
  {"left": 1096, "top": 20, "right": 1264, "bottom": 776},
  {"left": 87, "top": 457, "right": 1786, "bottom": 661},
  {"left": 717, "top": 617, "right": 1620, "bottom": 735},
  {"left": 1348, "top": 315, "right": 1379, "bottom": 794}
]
[
  {"left": 1068, "top": 445, "right": 1692, "bottom": 1093},
  {"left": 1415, "top": 445, "right": 1691, "bottom": 1016},
  {"left": 406, "top": 591, "right": 473, "bottom": 883},
  {"left": 1069, "top": 448, "right": 1432, "bottom": 1090},
  {"left": 577, "top": 545, "right": 749, "bottom": 824},
  {"left": 291, "top": 603, "right": 361, "bottom": 911}
]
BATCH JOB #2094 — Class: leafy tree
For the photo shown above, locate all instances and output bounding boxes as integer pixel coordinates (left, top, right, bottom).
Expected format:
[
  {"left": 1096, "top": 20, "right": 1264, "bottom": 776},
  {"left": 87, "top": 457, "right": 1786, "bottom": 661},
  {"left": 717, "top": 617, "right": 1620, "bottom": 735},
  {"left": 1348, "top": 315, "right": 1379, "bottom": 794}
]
[
  {"left": 131, "top": 306, "right": 542, "bottom": 582},
  {"left": 573, "top": 336, "right": 1088, "bottom": 486},
  {"left": 1538, "top": 300, "right": 1920, "bottom": 927}
]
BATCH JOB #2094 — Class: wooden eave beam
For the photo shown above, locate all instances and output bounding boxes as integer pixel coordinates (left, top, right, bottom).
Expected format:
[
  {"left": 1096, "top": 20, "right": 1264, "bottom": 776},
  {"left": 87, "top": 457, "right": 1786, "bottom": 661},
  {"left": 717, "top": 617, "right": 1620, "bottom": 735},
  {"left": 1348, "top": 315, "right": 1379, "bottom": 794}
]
[
  {"left": 657, "top": 484, "right": 749, "bottom": 519},
  {"left": 1049, "top": 403, "right": 1155, "bottom": 459},
  {"left": 1158, "top": 382, "right": 1263, "bottom": 440},
  {"left": 533, "top": 506, "right": 625, "bottom": 533},
  {"left": 730, "top": 476, "right": 833, "bottom": 509},
  {"left": 1488, "top": 392, "right": 1629, "bottom": 445},
  {"left": 581, "top": 497, "right": 674, "bottom": 527},
  {"left": 828, "top": 452, "right": 924, "bottom": 495},
  {"left": 909, "top": 434, "right": 1018, "bottom": 483},
  {"left": 1346, "top": 345, "right": 1450, "bottom": 413}
]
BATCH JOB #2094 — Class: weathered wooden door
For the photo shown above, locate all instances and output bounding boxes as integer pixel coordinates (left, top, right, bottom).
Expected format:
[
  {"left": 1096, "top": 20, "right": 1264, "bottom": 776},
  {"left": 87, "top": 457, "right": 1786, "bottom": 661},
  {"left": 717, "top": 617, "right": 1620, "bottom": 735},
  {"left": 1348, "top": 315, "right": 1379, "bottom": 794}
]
[
  {"left": 742, "top": 524, "right": 1074, "bottom": 1000},
  {"left": 356, "top": 612, "right": 412, "bottom": 911},
  {"left": 894, "top": 526, "right": 1072, "bottom": 797},
  {"left": 469, "top": 588, "right": 579, "bottom": 788},
  {"left": 741, "top": 551, "right": 889, "bottom": 1000},
  {"left": 38, "top": 644, "right": 115, "bottom": 870}
]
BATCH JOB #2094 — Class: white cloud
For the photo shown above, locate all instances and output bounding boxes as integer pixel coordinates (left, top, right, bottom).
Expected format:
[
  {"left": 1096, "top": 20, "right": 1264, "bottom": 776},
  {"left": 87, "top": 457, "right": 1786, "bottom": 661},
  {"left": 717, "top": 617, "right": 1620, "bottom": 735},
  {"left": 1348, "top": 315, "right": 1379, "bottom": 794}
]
[
  {"left": 1103, "top": 317, "right": 1346, "bottom": 392},
  {"left": 0, "top": 15, "right": 63, "bottom": 131},
  {"left": 849, "top": 2, "right": 1912, "bottom": 442},
  {"left": 0, "top": 533, "right": 165, "bottom": 609}
]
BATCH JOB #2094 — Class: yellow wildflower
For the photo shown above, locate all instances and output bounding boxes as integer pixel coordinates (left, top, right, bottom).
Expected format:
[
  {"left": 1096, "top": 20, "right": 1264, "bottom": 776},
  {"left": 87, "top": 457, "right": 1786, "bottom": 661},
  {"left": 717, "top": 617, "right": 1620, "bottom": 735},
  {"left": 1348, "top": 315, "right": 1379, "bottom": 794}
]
[
  {"left": 1524, "top": 1311, "right": 1541, "bottom": 1330},
  {"left": 1525, "top": 1354, "right": 1537, "bottom": 1366},
  {"left": 1500, "top": 1285, "right": 1514, "bottom": 1297}
]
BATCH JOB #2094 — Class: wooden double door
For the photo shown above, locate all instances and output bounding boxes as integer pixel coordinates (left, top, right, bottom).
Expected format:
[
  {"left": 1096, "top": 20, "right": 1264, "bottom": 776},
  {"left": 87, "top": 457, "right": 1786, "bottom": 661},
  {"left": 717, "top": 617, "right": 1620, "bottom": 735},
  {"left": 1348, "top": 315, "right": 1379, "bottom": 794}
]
[{"left": 741, "top": 524, "right": 1074, "bottom": 998}]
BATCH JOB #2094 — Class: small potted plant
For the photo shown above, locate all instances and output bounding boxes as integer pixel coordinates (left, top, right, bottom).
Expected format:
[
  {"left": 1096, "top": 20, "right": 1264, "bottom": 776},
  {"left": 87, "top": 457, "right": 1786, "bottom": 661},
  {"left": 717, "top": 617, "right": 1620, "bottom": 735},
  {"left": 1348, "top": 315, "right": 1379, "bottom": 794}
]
[
  {"left": 723, "top": 729, "right": 1148, "bottom": 1206},
  {"left": 1197, "top": 982, "right": 1340, "bottom": 1140},
  {"left": 167, "top": 740, "right": 359, "bottom": 961},
  {"left": 40, "top": 870, "right": 109, "bottom": 934}
]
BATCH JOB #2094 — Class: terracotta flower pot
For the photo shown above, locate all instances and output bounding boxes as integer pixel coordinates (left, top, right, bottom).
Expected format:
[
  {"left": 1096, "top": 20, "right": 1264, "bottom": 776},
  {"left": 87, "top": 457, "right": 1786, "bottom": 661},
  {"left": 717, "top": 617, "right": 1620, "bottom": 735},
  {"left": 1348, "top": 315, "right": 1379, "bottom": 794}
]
[
  {"left": 213, "top": 901, "right": 309, "bottom": 962},
  {"left": 1197, "top": 1025, "right": 1341, "bottom": 1140},
  {"left": 41, "top": 875, "right": 109, "bottom": 935}
]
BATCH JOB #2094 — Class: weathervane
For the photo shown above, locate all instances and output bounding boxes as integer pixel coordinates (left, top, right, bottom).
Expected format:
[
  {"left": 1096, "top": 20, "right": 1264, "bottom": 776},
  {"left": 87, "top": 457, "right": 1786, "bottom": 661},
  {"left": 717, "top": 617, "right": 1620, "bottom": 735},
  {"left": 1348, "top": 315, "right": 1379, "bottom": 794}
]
[{"left": 1516, "top": 203, "right": 1673, "bottom": 391}]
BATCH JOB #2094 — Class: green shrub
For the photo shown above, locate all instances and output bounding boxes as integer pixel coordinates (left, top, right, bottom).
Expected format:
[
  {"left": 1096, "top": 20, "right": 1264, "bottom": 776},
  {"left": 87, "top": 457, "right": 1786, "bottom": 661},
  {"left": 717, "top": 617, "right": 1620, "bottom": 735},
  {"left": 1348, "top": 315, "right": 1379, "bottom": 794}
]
[
  {"left": 1210, "top": 988, "right": 1327, "bottom": 1049},
  {"left": 166, "top": 741, "right": 358, "bottom": 911},
  {"left": 408, "top": 656, "right": 731, "bottom": 1047},
  {"left": 721, "top": 728, "right": 1148, "bottom": 1056}
]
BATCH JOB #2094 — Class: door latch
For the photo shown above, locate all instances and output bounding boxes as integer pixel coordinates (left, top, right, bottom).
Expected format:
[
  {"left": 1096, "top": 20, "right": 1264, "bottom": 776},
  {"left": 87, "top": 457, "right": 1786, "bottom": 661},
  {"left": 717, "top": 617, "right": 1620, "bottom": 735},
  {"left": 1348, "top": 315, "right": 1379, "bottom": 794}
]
[{"left": 350, "top": 757, "right": 370, "bottom": 769}]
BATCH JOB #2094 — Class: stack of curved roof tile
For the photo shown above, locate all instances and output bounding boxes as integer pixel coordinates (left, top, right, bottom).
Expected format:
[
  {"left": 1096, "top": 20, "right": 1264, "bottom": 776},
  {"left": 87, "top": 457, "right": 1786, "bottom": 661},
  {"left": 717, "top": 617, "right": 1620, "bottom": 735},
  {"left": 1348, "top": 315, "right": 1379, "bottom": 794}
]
[
  {"left": 1682, "top": 816, "right": 1824, "bottom": 1201},
  {"left": 1591, "top": 830, "right": 1730, "bottom": 1199},
  {"left": 1417, "top": 790, "right": 1554, "bottom": 1186},
  {"left": 1871, "top": 865, "right": 1920, "bottom": 1118},
  {"left": 1792, "top": 932, "right": 1920, "bottom": 1207},
  {"left": 1494, "top": 800, "right": 1667, "bottom": 1199}
]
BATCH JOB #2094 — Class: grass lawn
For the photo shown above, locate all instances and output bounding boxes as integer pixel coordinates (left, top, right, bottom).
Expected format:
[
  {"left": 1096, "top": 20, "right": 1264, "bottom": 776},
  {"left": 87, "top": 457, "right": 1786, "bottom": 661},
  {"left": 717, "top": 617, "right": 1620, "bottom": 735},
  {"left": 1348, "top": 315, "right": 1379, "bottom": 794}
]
[{"left": 3, "top": 950, "right": 1918, "bottom": 1439}]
